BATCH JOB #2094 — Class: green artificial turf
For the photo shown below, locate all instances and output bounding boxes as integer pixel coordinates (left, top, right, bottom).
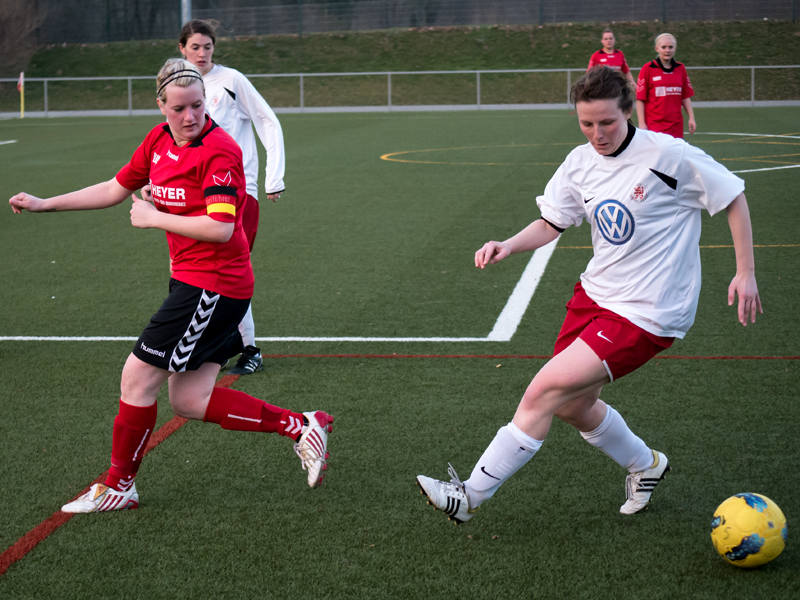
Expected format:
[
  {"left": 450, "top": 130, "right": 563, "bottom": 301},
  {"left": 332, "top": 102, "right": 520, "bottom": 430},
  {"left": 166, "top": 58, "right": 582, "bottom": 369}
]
[{"left": 0, "top": 108, "right": 798, "bottom": 598}]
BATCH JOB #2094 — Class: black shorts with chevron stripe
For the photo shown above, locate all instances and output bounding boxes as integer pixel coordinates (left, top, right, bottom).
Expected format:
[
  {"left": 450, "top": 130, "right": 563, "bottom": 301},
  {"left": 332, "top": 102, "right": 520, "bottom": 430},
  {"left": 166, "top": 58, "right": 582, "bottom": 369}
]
[{"left": 132, "top": 278, "right": 250, "bottom": 372}]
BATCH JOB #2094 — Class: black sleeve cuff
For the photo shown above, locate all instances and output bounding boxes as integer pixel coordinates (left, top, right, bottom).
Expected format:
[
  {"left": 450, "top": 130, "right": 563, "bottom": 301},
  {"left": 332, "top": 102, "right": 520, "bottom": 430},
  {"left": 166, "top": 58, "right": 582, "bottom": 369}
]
[{"left": 541, "top": 218, "right": 565, "bottom": 233}]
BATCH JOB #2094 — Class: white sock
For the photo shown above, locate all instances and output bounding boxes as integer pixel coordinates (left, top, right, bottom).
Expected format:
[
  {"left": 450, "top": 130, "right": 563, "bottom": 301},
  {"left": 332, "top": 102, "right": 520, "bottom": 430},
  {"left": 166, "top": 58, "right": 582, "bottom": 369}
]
[
  {"left": 580, "top": 404, "right": 653, "bottom": 473},
  {"left": 238, "top": 303, "right": 256, "bottom": 348},
  {"left": 464, "top": 422, "right": 543, "bottom": 508}
]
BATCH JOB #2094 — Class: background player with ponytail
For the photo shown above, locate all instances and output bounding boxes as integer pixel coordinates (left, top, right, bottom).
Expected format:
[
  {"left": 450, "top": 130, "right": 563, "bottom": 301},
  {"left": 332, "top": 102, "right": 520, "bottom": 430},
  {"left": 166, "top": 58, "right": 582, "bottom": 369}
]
[{"left": 178, "top": 19, "right": 286, "bottom": 376}]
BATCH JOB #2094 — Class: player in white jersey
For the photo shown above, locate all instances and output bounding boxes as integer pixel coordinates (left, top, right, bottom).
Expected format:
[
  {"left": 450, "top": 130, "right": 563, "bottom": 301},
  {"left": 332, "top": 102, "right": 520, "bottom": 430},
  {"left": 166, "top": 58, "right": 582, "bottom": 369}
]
[
  {"left": 416, "top": 66, "right": 761, "bottom": 523},
  {"left": 179, "top": 19, "right": 286, "bottom": 375}
]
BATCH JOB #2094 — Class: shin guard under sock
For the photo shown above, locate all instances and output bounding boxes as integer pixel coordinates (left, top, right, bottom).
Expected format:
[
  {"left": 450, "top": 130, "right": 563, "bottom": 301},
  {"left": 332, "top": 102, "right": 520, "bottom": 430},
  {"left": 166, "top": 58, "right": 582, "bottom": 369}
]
[
  {"left": 105, "top": 399, "right": 157, "bottom": 492},
  {"left": 464, "top": 422, "right": 543, "bottom": 508},
  {"left": 579, "top": 404, "right": 653, "bottom": 473},
  {"left": 203, "top": 387, "right": 306, "bottom": 440}
]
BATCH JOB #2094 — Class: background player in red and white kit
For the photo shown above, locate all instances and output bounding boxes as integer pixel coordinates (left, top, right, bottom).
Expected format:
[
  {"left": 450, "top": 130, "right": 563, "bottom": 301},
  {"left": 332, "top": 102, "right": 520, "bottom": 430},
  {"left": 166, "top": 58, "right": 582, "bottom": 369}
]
[
  {"left": 587, "top": 29, "right": 635, "bottom": 86},
  {"left": 636, "top": 33, "right": 696, "bottom": 138},
  {"left": 416, "top": 67, "right": 761, "bottom": 525},
  {"left": 178, "top": 19, "right": 286, "bottom": 376},
  {"left": 9, "top": 59, "right": 331, "bottom": 514}
]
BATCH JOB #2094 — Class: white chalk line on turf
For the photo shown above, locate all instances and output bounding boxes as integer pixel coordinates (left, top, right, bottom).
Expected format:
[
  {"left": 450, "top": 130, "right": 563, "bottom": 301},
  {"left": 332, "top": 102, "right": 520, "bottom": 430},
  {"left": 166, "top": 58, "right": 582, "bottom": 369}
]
[
  {"left": 698, "top": 132, "right": 800, "bottom": 174},
  {"left": 0, "top": 240, "right": 559, "bottom": 343},
  {"left": 731, "top": 164, "right": 800, "bottom": 174},
  {"left": 0, "top": 140, "right": 18, "bottom": 146},
  {"left": 701, "top": 132, "right": 800, "bottom": 140}
]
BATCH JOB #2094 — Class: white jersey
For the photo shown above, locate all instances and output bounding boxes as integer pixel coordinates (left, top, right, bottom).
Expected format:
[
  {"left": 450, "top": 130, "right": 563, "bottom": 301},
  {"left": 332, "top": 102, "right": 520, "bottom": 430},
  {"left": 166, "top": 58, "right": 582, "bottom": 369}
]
[
  {"left": 203, "top": 64, "right": 285, "bottom": 199},
  {"left": 537, "top": 125, "right": 744, "bottom": 339}
]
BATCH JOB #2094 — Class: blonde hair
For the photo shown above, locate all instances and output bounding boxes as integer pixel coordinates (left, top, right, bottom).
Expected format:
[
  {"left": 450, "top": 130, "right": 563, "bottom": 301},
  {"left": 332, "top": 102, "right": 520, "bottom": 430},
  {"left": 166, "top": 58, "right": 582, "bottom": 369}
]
[
  {"left": 655, "top": 33, "right": 676, "bottom": 48},
  {"left": 156, "top": 58, "right": 205, "bottom": 103}
]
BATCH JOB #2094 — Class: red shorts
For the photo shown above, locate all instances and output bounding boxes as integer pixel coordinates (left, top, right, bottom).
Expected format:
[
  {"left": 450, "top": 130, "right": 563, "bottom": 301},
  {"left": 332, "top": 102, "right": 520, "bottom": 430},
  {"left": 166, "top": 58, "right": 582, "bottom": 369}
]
[
  {"left": 554, "top": 283, "right": 674, "bottom": 381},
  {"left": 242, "top": 194, "right": 260, "bottom": 251}
]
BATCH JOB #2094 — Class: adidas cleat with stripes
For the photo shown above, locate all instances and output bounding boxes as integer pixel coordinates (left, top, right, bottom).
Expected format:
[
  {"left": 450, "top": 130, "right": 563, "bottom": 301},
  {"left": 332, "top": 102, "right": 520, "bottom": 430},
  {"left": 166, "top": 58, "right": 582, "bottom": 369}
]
[
  {"left": 294, "top": 411, "right": 333, "bottom": 488},
  {"left": 61, "top": 483, "right": 139, "bottom": 513},
  {"left": 620, "top": 450, "right": 670, "bottom": 515},
  {"left": 416, "top": 463, "right": 478, "bottom": 524}
]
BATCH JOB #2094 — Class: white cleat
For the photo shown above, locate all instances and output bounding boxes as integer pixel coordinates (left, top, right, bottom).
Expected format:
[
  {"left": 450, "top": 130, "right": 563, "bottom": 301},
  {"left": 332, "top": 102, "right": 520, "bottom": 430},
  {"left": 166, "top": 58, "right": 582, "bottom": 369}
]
[
  {"left": 620, "top": 450, "right": 670, "bottom": 515},
  {"left": 416, "top": 463, "right": 478, "bottom": 524},
  {"left": 61, "top": 483, "right": 139, "bottom": 513},
  {"left": 294, "top": 411, "right": 333, "bottom": 488}
]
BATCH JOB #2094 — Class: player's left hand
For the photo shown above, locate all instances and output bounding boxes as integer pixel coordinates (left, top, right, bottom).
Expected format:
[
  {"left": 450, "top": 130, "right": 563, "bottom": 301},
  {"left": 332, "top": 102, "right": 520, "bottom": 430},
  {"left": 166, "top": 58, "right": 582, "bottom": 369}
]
[
  {"left": 728, "top": 271, "right": 762, "bottom": 326},
  {"left": 130, "top": 193, "right": 158, "bottom": 229},
  {"left": 267, "top": 192, "right": 282, "bottom": 202},
  {"left": 688, "top": 117, "right": 697, "bottom": 134}
]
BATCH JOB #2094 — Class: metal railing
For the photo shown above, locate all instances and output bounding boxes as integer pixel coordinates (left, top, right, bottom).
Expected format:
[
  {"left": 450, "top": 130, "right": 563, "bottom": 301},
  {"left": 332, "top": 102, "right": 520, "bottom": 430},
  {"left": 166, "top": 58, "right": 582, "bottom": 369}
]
[{"left": 2, "top": 65, "right": 799, "bottom": 117}]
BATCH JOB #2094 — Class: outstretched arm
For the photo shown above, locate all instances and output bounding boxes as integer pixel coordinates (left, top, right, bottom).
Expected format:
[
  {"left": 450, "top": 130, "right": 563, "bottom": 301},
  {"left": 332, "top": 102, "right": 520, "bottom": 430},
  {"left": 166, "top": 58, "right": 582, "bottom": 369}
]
[
  {"left": 726, "top": 193, "right": 762, "bottom": 326},
  {"left": 9, "top": 178, "right": 132, "bottom": 213},
  {"left": 475, "top": 219, "right": 560, "bottom": 269}
]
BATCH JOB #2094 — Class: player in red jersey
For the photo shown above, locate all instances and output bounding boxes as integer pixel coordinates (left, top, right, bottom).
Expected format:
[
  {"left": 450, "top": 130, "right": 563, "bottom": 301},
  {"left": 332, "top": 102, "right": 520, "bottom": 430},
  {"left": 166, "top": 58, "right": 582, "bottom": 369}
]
[
  {"left": 587, "top": 29, "right": 634, "bottom": 86},
  {"left": 9, "top": 59, "right": 333, "bottom": 513},
  {"left": 636, "top": 33, "right": 696, "bottom": 138}
]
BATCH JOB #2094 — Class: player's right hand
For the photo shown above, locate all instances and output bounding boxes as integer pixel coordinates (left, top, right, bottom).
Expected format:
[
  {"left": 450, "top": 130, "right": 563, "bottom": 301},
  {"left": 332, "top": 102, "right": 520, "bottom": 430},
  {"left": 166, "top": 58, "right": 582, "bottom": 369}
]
[
  {"left": 9, "top": 193, "right": 47, "bottom": 214},
  {"left": 141, "top": 184, "right": 153, "bottom": 202},
  {"left": 475, "top": 241, "right": 511, "bottom": 269}
]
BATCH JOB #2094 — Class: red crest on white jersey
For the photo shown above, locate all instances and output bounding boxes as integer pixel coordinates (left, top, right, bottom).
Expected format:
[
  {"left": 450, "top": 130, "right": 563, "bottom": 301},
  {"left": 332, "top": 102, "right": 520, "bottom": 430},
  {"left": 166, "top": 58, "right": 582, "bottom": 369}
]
[{"left": 631, "top": 183, "right": 648, "bottom": 202}]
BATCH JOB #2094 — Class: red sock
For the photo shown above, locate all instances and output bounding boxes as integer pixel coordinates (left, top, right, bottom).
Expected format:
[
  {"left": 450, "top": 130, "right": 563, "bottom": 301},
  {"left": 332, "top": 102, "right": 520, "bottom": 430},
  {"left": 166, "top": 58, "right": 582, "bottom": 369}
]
[
  {"left": 204, "top": 387, "right": 306, "bottom": 440},
  {"left": 105, "top": 400, "right": 158, "bottom": 492}
]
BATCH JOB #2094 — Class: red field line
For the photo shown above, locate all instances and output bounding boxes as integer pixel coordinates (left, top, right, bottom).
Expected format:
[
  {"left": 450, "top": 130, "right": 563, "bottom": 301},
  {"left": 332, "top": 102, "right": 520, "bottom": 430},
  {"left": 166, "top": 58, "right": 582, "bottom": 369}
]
[
  {"left": 0, "top": 374, "right": 240, "bottom": 578},
  {"left": 260, "top": 353, "right": 800, "bottom": 360}
]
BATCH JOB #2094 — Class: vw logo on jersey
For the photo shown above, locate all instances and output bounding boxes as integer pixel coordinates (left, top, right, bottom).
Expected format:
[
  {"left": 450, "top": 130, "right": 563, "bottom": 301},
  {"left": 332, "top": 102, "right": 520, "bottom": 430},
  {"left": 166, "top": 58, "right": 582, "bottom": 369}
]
[{"left": 594, "top": 200, "right": 635, "bottom": 245}]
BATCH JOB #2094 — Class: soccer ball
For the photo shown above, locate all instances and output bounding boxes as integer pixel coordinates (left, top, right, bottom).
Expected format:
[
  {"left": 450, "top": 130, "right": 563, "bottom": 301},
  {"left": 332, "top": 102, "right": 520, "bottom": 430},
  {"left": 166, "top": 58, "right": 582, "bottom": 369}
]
[{"left": 710, "top": 493, "right": 787, "bottom": 568}]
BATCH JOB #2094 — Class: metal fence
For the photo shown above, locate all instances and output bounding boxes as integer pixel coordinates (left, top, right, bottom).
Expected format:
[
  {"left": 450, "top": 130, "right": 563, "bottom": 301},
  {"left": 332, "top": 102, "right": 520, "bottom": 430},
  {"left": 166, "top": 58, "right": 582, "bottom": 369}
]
[
  {"left": 26, "top": 0, "right": 800, "bottom": 44},
  {"left": 2, "top": 65, "right": 799, "bottom": 118},
  {"left": 198, "top": 0, "right": 797, "bottom": 38}
]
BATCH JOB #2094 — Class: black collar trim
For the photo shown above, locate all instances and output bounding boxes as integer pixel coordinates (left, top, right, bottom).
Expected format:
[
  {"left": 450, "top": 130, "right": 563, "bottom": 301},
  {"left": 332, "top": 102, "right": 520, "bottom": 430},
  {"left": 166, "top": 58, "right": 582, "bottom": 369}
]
[
  {"left": 609, "top": 121, "right": 636, "bottom": 158},
  {"left": 654, "top": 57, "right": 682, "bottom": 73},
  {"left": 161, "top": 122, "right": 174, "bottom": 141},
  {"left": 188, "top": 116, "right": 218, "bottom": 148}
]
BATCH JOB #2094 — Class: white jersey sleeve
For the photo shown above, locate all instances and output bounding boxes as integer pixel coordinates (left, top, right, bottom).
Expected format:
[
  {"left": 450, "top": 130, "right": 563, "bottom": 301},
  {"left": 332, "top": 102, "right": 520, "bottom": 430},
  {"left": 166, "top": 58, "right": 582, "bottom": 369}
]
[
  {"left": 535, "top": 154, "right": 587, "bottom": 230},
  {"left": 676, "top": 143, "right": 744, "bottom": 216},
  {"left": 233, "top": 73, "right": 286, "bottom": 195}
]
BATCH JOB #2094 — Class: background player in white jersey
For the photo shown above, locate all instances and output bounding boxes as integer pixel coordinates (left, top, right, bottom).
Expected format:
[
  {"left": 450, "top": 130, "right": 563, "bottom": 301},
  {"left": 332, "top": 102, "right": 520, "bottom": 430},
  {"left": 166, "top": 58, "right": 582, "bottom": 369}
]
[
  {"left": 416, "top": 67, "right": 761, "bottom": 524},
  {"left": 179, "top": 19, "right": 286, "bottom": 375}
]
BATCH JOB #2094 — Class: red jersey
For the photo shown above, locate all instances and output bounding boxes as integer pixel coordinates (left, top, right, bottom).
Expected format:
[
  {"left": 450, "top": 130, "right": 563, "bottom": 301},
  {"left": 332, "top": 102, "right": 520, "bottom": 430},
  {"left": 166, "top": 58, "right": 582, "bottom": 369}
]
[
  {"left": 636, "top": 58, "right": 694, "bottom": 139},
  {"left": 116, "top": 117, "right": 254, "bottom": 299},
  {"left": 587, "top": 49, "right": 630, "bottom": 74}
]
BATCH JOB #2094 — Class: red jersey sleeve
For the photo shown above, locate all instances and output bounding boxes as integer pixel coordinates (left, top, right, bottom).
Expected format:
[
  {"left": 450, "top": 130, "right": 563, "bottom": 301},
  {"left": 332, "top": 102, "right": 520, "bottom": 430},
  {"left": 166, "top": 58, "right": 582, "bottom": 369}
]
[
  {"left": 682, "top": 67, "right": 695, "bottom": 99},
  {"left": 115, "top": 136, "right": 152, "bottom": 191},
  {"left": 200, "top": 149, "right": 243, "bottom": 224},
  {"left": 620, "top": 52, "right": 630, "bottom": 74},
  {"left": 635, "top": 64, "right": 649, "bottom": 100},
  {"left": 587, "top": 52, "right": 599, "bottom": 71}
]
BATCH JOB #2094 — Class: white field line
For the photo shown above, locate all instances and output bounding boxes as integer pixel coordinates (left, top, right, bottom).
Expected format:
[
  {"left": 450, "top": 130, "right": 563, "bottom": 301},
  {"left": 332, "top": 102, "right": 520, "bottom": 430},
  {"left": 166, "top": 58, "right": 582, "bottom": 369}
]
[
  {"left": 699, "top": 132, "right": 800, "bottom": 173},
  {"left": 487, "top": 238, "right": 558, "bottom": 341},
  {"left": 701, "top": 132, "right": 800, "bottom": 140},
  {"left": 0, "top": 140, "right": 18, "bottom": 145},
  {"left": 0, "top": 240, "right": 558, "bottom": 343},
  {"left": 731, "top": 164, "right": 800, "bottom": 174}
]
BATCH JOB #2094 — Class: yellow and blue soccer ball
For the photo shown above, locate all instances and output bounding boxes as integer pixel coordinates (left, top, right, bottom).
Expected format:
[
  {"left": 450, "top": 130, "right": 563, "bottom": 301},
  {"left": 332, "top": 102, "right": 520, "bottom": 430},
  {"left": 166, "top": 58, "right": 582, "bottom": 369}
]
[{"left": 710, "top": 493, "right": 787, "bottom": 568}]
